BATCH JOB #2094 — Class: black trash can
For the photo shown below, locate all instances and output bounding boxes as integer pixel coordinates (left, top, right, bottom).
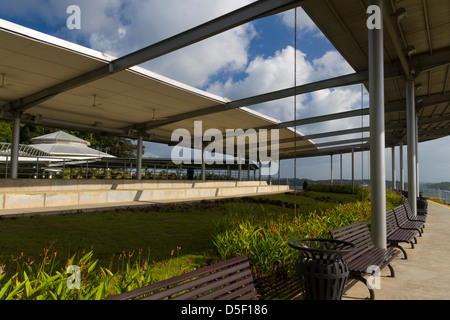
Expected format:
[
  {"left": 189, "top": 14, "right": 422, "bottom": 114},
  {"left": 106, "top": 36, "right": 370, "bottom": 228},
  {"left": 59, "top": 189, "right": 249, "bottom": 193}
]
[
  {"left": 187, "top": 168, "right": 195, "bottom": 180},
  {"left": 417, "top": 194, "right": 428, "bottom": 216},
  {"left": 288, "top": 238, "right": 356, "bottom": 300}
]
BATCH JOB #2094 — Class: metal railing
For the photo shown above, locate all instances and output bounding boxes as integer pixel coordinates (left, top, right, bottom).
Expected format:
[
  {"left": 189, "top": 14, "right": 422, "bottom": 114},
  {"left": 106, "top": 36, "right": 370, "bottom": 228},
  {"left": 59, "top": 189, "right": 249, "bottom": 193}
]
[
  {"left": 1, "top": 157, "right": 258, "bottom": 181},
  {"left": 441, "top": 191, "right": 450, "bottom": 205}
]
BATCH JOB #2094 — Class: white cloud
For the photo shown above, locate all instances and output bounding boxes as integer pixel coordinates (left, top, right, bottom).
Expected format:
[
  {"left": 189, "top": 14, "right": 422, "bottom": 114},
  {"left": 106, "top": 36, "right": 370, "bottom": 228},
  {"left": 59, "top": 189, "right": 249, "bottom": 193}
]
[
  {"left": 206, "top": 45, "right": 362, "bottom": 132},
  {"left": 144, "top": 24, "right": 256, "bottom": 88}
]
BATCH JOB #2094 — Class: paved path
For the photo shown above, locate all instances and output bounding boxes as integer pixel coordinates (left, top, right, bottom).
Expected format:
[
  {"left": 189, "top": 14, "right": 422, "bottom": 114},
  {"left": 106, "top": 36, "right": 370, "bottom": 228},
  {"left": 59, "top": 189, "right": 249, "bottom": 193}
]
[{"left": 343, "top": 201, "right": 450, "bottom": 300}]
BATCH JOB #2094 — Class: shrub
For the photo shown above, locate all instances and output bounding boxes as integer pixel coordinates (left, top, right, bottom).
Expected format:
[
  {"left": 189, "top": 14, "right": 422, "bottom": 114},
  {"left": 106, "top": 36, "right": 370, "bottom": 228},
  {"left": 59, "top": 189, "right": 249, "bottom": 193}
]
[
  {"left": 212, "top": 190, "right": 404, "bottom": 281},
  {"left": 0, "top": 245, "right": 192, "bottom": 300}
]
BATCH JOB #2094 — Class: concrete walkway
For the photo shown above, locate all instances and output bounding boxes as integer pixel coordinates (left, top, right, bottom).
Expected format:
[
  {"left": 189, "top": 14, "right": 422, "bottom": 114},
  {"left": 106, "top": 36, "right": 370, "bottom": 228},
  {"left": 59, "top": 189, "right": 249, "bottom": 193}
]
[{"left": 343, "top": 201, "right": 450, "bottom": 300}]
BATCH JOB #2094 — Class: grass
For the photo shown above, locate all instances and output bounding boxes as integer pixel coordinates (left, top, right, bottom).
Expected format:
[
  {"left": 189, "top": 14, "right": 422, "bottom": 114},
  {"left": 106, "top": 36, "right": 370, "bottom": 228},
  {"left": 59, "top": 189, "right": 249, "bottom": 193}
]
[{"left": 0, "top": 190, "right": 362, "bottom": 276}]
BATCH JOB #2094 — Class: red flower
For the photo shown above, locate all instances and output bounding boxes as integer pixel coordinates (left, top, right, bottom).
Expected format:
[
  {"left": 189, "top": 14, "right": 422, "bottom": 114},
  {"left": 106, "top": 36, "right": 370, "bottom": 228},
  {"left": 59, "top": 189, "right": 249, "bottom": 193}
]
[{"left": 272, "top": 227, "right": 277, "bottom": 233}]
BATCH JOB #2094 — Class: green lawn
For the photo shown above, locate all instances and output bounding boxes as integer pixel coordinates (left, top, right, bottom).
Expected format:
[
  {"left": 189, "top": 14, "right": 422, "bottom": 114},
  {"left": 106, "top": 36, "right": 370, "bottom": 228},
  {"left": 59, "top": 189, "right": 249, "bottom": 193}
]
[{"left": 0, "top": 191, "right": 361, "bottom": 273}]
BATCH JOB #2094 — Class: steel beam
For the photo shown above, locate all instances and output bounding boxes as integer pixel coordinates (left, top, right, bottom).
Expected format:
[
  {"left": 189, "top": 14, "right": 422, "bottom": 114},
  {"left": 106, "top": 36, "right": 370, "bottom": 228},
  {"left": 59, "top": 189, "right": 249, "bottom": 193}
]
[
  {"left": 279, "top": 143, "right": 370, "bottom": 159},
  {"left": 278, "top": 137, "right": 370, "bottom": 153},
  {"left": 260, "top": 108, "right": 370, "bottom": 130},
  {"left": 382, "top": 3, "right": 411, "bottom": 79}
]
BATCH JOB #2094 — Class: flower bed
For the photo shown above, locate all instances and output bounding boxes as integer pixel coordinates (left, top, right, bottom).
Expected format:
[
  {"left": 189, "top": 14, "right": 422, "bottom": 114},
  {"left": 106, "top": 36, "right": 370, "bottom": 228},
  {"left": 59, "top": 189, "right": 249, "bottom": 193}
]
[{"left": 212, "top": 190, "right": 404, "bottom": 280}]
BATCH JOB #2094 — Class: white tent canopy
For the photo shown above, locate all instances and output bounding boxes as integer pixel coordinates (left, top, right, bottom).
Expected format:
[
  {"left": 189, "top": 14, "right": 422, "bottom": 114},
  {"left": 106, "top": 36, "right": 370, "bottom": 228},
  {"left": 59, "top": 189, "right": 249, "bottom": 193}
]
[
  {"left": 30, "top": 131, "right": 115, "bottom": 159},
  {"left": 0, "top": 131, "right": 115, "bottom": 163}
]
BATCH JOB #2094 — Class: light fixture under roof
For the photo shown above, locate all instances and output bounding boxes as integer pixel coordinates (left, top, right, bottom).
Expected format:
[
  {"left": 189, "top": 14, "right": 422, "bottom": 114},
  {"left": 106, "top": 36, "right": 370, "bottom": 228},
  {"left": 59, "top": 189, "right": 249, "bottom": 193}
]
[
  {"left": 405, "top": 45, "right": 416, "bottom": 57},
  {"left": 395, "top": 7, "right": 408, "bottom": 22}
]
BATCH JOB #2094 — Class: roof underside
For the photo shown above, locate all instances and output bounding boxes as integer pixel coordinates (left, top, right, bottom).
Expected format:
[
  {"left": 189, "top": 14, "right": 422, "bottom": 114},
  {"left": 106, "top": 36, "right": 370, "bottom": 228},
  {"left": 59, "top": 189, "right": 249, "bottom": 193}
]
[
  {"left": 0, "top": 17, "right": 314, "bottom": 161},
  {"left": 302, "top": 0, "right": 450, "bottom": 148}
]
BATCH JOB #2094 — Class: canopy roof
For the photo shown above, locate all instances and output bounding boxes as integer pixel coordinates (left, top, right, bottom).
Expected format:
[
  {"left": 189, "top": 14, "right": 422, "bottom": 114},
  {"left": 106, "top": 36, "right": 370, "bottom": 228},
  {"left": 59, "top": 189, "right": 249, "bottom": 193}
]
[
  {"left": 30, "top": 131, "right": 115, "bottom": 159},
  {"left": 31, "top": 131, "right": 90, "bottom": 146},
  {"left": 0, "top": 16, "right": 315, "bottom": 161},
  {"left": 0, "top": 131, "right": 114, "bottom": 160},
  {"left": 301, "top": 0, "right": 450, "bottom": 148}
]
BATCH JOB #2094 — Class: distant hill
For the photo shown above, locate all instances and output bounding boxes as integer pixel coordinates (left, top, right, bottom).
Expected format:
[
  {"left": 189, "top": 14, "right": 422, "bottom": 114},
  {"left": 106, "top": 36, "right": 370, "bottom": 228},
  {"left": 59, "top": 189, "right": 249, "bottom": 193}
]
[
  {"left": 274, "top": 178, "right": 450, "bottom": 191},
  {"left": 423, "top": 182, "right": 450, "bottom": 190}
]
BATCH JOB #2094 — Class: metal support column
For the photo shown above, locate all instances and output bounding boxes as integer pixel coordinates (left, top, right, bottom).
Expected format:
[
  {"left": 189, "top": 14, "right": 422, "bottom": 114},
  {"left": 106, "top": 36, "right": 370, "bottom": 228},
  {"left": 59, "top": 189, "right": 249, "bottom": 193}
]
[
  {"left": 368, "top": 0, "right": 387, "bottom": 249},
  {"left": 415, "top": 115, "right": 420, "bottom": 193},
  {"left": 407, "top": 80, "right": 417, "bottom": 216},
  {"left": 10, "top": 113, "right": 21, "bottom": 179},
  {"left": 330, "top": 154, "right": 333, "bottom": 185},
  {"left": 201, "top": 145, "right": 206, "bottom": 181},
  {"left": 238, "top": 160, "right": 242, "bottom": 181},
  {"left": 392, "top": 146, "right": 396, "bottom": 190},
  {"left": 278, "top": 161, "right": 281, "bottom": 186},
  {"left": 259, "top": 160, "right": 262, "bottom": 183},
  {"left": 400, "top": 142, "right": 404, "bottom": 191},
  {"left": 351, "top": 148, "right": 355, "bottom": 193},
  {"left": 340, "top": 153, "right": 343, "bottom": 185},
  {"left": 136, "top": 136, "right": 143, "bottom": 180}
]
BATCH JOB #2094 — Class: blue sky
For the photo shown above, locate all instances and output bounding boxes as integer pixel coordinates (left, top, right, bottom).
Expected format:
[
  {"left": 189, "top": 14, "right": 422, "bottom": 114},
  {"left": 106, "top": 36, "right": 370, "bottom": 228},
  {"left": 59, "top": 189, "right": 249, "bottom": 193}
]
[{"left": 1, "top": 0, "right": 449, "bottom": 184}]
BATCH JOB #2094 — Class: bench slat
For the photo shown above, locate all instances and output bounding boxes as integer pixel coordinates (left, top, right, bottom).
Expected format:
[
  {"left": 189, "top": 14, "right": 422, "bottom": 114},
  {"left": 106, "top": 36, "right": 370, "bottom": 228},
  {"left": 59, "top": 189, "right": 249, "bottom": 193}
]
[
  {"left": 330, "top": 220, "right": 399, "bottom": 299},
  {"left": 161, "top": 268, "right": 254, "bottom": 300},
  {"left": 106, "top": 255, "right": 257, "bottom": 300}
]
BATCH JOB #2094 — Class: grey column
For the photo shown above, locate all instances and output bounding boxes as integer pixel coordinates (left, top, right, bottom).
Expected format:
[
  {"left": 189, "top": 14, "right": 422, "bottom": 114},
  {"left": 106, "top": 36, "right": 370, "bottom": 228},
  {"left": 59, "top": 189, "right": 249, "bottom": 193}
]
[
  {"left": 201, "top": 145, "right": 206, "bottom": 181},
  {"left": 136, "top": 136, "right": 143, "bottom": 180},
  {"left": 340, "top": 153, "right": 343, "bottom": 185},
  {"left": 330, "top": 154, "right": 333, "bottom": 185},
  {"left": 10, "top": 113, "right": 21, "bottom": 179},
  {"left": 392, "top": 146, "right": 396, "bottom": 190},
  {"left": 406, "top": 80, "right": 417, "bottom": 216},
  {"left": 368, "top": 0, "right": 387, "bottom": 249},
  {"left": 259, "top": 160, "right": 262, "bottom": 182},
  {"left": 238, "top": 160, "right": 242, "bottom": 181},
  {"left": 416, "top": 115, "right": 420, "bottom": 194},
  {"left": 400, "top": 142, "right": 404, "bottom": 191},
  {"left": 351, "top": 148, "right": 355, "bottom": 193},
  {"left": 278, "top": 161, "right": 281, "bottom": 186}
]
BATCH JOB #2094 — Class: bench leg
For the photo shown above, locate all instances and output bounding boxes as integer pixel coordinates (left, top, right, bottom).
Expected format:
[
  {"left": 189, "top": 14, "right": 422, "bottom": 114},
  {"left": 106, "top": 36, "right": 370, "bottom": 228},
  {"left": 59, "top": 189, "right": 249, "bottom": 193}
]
[
  {"left": 388, "top": 243, "right": 408, "bottom": 260},
  {"left": 349, "top": 274, "right": 375, "bottom": 300},
  {"left": 387, "top": 264, "right": 395, "bottom": 278}
]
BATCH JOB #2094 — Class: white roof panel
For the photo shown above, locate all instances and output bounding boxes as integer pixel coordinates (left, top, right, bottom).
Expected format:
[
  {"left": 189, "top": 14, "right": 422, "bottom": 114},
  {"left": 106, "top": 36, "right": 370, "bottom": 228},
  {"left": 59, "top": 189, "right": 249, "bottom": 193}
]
[{"left": 0, "top": 18, "right": 317, "bottom": 160}]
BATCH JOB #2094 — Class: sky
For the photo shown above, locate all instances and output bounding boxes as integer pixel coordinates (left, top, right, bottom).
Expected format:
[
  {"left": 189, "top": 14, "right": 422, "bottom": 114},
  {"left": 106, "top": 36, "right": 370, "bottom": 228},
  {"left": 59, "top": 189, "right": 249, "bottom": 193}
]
[{"left": 0, "top": 0, "right": 449, "bottom": 184}]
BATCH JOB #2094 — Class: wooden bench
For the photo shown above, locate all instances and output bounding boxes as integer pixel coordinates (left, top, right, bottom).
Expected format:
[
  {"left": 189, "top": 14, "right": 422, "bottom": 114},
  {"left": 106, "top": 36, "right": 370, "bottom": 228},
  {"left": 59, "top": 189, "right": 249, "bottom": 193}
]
[
  {"left": 405, "top": 202, "right": 427, "bottom": 223},
  {"left": 394, "top": 204, "right": 426, "bottom": 236},
  {"left": 105, "top": 255, "right": 259, "bottom": 300},
  {"left": 386, "top": 208, "right": 419, "bottom": 260},
  {"left": 330, "top": 221, "right": 400, "bottom": 300}
]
